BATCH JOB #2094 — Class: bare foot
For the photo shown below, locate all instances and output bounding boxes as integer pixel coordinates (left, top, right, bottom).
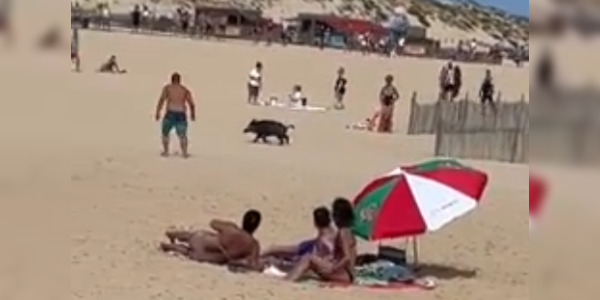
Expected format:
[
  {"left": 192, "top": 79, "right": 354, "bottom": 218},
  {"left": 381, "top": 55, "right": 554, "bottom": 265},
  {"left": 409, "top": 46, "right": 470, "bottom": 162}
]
[
  {"left": 159, "top": 242, "right": 171, "bottom": 252},
  {"left": 181, "top": 152, "right": 190, "bottom": 159},
  {"left": 160, "top": 151, "right": 169, "bottom": 157}
]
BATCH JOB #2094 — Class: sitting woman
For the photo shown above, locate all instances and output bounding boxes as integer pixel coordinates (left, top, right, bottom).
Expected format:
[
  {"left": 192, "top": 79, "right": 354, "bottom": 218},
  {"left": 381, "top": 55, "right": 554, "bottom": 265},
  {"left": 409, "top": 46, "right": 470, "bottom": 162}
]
[
  {"left": 285, "top": 198, "right": 357, "bottom": 283},
  {"left": 98, "top": 55, "right": 127, "bottom": 74},
  {"left": 262, "top": 207, "right": 335, "bottom": 270}
]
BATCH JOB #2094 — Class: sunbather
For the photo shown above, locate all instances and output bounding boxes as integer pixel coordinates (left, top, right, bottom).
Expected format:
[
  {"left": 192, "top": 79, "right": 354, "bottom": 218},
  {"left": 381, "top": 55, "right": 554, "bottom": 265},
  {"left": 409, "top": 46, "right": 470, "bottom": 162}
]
[
  {"left": 286, "top": 198, "right": 357, "bottom": 283},
  {"left": 262, "top": 207, "right": 336, "bottom": 265},
  {"left": 98, "top": 55, "right": 127, "bottom": 74},
  {"left": 160, "top": 210, "right": 263, "bottom": 271},
  {"left": 347, "top": 109, "right": 380, "bottom": 131}
]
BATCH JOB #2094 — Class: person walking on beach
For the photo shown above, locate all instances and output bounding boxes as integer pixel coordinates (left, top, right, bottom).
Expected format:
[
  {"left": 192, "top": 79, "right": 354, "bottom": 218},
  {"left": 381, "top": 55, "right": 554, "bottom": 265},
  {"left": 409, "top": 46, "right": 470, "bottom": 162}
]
[
  {"left": 71, "top": 27, "right": 81, "bottom": 72},
  {"left": 155, "top": 73, "right": 196, "bottom": 158},
  {"left": 377, "top": 75, "right": 400, "bottom": 133},
  {"left": 479, "top": 69, "right": 496, "bottom": 115},
  {"left": 333, "top": 67, "right": 348, "bottom": 110},
  {"left": 247, "top": 62, "right": 263, "bottom": 105}
]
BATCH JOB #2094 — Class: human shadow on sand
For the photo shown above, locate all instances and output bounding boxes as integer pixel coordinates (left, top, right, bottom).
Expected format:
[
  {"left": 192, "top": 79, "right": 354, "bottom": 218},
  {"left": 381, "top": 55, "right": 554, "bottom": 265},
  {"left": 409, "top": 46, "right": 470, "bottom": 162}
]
[{"left": 415, "top": 263, "right": 479, "bottom": 280}]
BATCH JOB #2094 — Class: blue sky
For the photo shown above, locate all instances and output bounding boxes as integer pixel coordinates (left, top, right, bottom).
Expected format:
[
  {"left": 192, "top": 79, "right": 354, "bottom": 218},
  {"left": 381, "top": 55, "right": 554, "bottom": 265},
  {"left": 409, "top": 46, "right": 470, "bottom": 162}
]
[{"left": 472, "top": 0, "right": 529, "bottom": 16}]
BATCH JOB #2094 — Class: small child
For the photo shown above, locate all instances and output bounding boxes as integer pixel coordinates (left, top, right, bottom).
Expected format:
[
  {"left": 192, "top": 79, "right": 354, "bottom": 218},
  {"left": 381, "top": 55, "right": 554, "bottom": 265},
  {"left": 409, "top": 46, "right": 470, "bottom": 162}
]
[{"left": 289, "top": 85, "right": 307, "bottom": 107}]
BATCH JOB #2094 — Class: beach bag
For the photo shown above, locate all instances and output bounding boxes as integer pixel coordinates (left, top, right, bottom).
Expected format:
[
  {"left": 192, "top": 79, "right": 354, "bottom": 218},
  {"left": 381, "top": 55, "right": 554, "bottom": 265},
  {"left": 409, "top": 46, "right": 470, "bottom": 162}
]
[{"left": 377, "top": 245, "right": 407, "bottom": 266}]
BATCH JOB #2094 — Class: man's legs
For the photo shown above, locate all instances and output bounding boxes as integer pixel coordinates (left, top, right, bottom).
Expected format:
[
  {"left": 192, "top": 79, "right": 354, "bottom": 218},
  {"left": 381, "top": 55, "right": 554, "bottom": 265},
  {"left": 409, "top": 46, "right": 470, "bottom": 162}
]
[
  {"left": 175, "top": 121, "right": 189, "bottom": 158},
  {"left": 161, "top": 117, "right": 173, "bottom": 156}
]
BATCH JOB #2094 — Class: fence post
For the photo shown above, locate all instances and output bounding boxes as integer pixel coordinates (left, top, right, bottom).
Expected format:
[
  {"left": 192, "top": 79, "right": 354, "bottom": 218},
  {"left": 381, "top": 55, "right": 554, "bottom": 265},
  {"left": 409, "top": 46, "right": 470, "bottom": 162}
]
[
  {"left": 434, "top": 114, "right": 443, "bottom": 156},
  {"left": 407, "top": 91, "right": 418, "bottom": 134},
  {"left": 433, "top": 97, "right": 442, "bottom": 135},
  {"left": 510, "top": 101, "right": 527, "bottom": 163}
]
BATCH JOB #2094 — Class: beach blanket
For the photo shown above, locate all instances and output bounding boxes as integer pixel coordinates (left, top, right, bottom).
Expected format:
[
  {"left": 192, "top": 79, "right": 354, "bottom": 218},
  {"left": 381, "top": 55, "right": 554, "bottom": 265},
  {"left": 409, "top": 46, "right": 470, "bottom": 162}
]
[
  {"left": 320, "top": 262, "right": 435, "bottom": 291},
  {"left": 259, "top": 99, "right": 328, "bottom": 112},
  {"left": 263, "top": 261, "right": 432, "bottom": 290},
  {"left": 355, "top": 261, "right": 416, "bottom": 284}
]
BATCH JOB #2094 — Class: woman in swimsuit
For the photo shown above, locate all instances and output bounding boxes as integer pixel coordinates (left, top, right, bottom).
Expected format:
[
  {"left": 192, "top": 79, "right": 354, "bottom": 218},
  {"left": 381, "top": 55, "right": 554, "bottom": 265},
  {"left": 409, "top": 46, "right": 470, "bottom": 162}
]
[
  {"left": 378, "top": 75, "right": 399, "bottom": 133},
  {"left": 262, "top": 207, "right": 335, "bottom": 265},
  {"left": 286, "top": 198, "right": 357, "bottom": 283}
]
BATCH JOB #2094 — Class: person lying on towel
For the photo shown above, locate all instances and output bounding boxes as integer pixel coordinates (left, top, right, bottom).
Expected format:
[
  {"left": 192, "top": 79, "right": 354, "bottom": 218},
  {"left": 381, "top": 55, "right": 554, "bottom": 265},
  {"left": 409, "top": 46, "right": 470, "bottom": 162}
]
[{"left": 160, "top": 210, "right": 264, "bottom": 271}]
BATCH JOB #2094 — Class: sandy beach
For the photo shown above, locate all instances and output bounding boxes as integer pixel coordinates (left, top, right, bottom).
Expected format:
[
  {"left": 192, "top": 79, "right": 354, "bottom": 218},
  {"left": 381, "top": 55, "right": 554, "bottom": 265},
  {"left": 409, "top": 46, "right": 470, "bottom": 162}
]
[{"left": 2, "top": 24, "right": 532, "bottom": 299}]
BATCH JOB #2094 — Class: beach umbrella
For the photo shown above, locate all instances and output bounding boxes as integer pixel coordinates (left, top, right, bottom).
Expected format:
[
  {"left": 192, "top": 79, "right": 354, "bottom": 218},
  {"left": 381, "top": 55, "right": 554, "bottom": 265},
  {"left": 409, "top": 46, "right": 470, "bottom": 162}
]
[
  {"left": 352, "top": 159, "right": 488, "bottom": 240},
  {"left": 530, "top": 175, "right": 545, "bottom": 231}
]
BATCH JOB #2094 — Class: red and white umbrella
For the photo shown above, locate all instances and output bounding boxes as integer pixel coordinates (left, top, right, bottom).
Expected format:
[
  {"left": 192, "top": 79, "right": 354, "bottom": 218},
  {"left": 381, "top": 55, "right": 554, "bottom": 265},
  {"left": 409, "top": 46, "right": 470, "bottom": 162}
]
[
  {"left": 530, "top": 175, "right": 545, "bottom": 231},
  {"left": 353, "top": 159, "right": 489, "bottom": 240}
]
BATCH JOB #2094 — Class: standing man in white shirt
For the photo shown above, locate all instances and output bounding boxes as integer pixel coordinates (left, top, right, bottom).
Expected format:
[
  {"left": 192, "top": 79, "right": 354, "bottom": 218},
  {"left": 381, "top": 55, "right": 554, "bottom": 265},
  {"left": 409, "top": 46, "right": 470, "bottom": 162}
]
[{"left": 247, "top": 62, "right": 263, "bottom": 105}]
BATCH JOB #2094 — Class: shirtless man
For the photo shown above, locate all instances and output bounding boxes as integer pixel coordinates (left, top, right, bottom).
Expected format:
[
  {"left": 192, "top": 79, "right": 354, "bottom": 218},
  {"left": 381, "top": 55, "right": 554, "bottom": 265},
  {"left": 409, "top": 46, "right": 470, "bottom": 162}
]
[
  {"left": 155, "top": 73, "right": 196, "bottom": 157},
  {"left": 160, "top": 210, "right": 263, "bottom": 271},
  {"left": 98, "top": 55, "right": 126, "bottom": 73}
]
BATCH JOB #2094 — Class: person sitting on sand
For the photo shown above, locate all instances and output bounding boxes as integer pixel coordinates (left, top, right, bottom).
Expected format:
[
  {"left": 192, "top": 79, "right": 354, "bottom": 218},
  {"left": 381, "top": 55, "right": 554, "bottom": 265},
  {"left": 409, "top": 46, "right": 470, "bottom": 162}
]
[
  {"left": 286, "top": 198, "right": 357, "bottom": 283},
  {"left": 262, "top": 207, "right": 336, "bottom": 267},
  {"left": 160, "top": 209, "right": 263, "bottom": 271},
  {"left": 288, "top": 84, "right": 307, "bottom": 107},
  {"left": 98, "top": 55, "right": 127, "bottom": 73},
  {"left": 347, "top": 107, "right": 382, "bottom": 131}
]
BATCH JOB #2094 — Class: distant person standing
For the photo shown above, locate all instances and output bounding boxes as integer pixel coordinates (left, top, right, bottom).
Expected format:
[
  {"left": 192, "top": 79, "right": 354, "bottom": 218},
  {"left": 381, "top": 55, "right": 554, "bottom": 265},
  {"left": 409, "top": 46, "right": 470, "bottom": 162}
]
[
  {"left": 537, "top": 51, "right": 554, "bottom": 90},
  {"left": 333, "top": 67, "right": 348, "bottom": 110},
  {"left": 451, "top": 63, "right": 462, "bottom": 100},
  {"left": 71, "top": 27, "right": 81, "bottom": 72},
  {"left": 99, "top": 3, "right": 111, "bottom": 30},
  {"left": 155, "top": 73, "right": 196, "bottom": 158},
  {"left": 439, "top": 62, "right": 455, "bottom": 101},
  {"left": 378, "top": 75, "right": 400, "bottom": 133},
  {"left": 131, "top": 5, "right": 141, "bottom": 32},
  {"left": 439, "top": 61, "right": 461, "bottom": 101},
  {"left": 142, "top": 5, "right": 151, "bottom": 31},
  {"left": 247, "top": 62, "right": 263, "bottom": 105},
  {"left": 479, "top": 69, "right": 496, "bottom": 115}
]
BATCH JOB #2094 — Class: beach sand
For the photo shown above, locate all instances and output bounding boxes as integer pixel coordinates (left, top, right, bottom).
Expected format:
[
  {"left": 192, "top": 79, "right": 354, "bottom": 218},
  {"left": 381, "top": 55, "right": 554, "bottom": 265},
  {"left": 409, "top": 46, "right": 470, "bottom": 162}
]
[{"left": 2, "top": 28, "right": 531, "bottom": 299}]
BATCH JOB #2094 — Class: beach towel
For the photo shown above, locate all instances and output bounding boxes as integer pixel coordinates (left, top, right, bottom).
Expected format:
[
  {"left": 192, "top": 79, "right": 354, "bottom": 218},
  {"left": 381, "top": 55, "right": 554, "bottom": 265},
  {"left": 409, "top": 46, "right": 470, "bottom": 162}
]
[{"left": 259, "top": 98, "right": 328, "bottom": 112}]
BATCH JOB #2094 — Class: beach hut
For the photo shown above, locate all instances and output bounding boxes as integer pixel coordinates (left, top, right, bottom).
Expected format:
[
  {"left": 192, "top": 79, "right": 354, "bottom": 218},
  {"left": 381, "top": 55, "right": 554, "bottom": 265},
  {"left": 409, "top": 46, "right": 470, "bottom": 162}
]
[
  {"left": 194, "top": 5, "right": 263, "bottom": 38},
  {"left": 292, "top": 13, "right": 386, "bottom": 49}
]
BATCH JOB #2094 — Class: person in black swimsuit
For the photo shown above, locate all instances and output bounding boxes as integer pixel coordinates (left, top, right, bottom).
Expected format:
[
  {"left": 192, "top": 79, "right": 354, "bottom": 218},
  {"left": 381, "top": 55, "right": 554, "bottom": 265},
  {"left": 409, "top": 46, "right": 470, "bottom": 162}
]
[
  {"left": 334, "top": 67, "right": 348, "bottom": 110},
  {"left": 378, "top": 75, "right": 400, "bottom": 133},
  {"left": 286, "top": 198, "right": 357, "bottom": 283},
  {"left": 479, "top": 69, "right": 496, "bottom": 115}
]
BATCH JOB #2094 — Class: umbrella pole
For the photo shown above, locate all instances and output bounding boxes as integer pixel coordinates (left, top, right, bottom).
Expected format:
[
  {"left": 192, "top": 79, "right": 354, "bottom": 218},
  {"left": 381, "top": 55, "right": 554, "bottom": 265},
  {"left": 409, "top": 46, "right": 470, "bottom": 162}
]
[{"left": 412, "top": 237, "right": 420, "bottom": 267}]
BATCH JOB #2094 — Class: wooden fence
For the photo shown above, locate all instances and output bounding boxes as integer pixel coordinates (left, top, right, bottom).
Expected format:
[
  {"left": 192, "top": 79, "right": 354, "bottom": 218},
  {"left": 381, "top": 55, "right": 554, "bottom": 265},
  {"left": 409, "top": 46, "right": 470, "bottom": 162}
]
[
  {"left": 407, "top": 92, "right": 528, "bottom": 135},
  {"left": 406, "top": 93, "right": 530, "bottom": 163}
]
